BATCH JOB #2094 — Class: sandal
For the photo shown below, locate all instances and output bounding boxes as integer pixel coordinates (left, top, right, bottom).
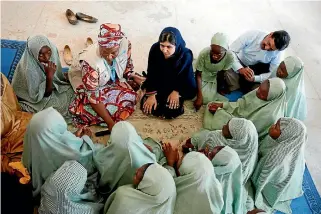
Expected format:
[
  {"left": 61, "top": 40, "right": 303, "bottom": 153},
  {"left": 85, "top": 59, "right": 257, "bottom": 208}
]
[
  {"left": 63, "top": 45, "right": 73, "bottom": 66},
  {"left": 86, "top": 37, "right": 93, "bottom": 47},
  {"left": 66, "top": 9, "right": 78, "bottom": 25},
  {"left": 76, "top": 12, "right": 98, "bottom": 23}
]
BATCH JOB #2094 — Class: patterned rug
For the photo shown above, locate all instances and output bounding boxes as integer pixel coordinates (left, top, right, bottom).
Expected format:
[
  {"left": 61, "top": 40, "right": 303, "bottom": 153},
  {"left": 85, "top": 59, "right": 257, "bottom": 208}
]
[{"left": 1, "top": 39, "right": 320, "bottom": 214}]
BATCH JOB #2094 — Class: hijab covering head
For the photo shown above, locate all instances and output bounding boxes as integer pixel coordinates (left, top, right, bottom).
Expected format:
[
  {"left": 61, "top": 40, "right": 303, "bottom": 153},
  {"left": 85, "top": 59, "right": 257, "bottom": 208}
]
[
  {"left": 22, "top": 107, "right": 97, "bottom": 196},
  {"left": 212, "top": 146, "right": 243, "bottom": 214},
  {"left": 159, "top": 27, "right": 186, "bottom": 56},
  {"left": 252, "top": 118, "right": 306, "bottom": 213},
  {"left": 193, "top": 118, "right": 258, "bottom": 184},
  {"left": 104, "top": 163, "right": 176, "bottom": 214},
  {"left": 98, "top": 23, "right": 125, "bottom": 48},
  {"left": 142, "top": 26, "right": 196, "bottom": 99},
  {"left": 11, "top": 35, "right": 74, "bottom": 116},
  {"left": 39, "top": 160, "right": 103, "bottom": 214},
  {"left": 283, "top": 56, "right": 307, "bottom": 120},
  {"left": 204, "top": 77, "right": 286, "bottom": 139},
  {"left": 94, "top": 121, "right": 156, "bottom": 194},
  {"left": 174, "top": 152, "right": 224, "bottom": 214},
  {"left": 211, "top": 32, "right": 229, "bottom": 50}
]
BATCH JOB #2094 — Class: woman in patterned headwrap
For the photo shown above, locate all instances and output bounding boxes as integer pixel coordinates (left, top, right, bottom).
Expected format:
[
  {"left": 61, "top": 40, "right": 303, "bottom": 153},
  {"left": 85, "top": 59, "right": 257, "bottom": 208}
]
[
  {"left": 12, "top": 35, "right": 75, "bottom": 119},
  {"left": 68, "top": 23, "right": 137, "bottom": 130}
]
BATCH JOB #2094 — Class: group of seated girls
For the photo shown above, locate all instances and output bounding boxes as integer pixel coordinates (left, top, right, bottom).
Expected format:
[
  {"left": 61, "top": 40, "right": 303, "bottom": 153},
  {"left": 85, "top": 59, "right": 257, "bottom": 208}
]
[{"left": 1, "top": 22, "right": 308, "bottom": 214}]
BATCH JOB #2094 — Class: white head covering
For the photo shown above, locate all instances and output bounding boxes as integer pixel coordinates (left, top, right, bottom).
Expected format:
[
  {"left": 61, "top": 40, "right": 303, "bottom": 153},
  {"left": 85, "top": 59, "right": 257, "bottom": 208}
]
[
  {"left": 174, "top": 152, "right": 224, "bottom": 214},
  {"left": 104, "top": 163, "right": 176, "bottom": 214},
  {"left": 211, "top": 32, "right": 229, "bottom": 50}
]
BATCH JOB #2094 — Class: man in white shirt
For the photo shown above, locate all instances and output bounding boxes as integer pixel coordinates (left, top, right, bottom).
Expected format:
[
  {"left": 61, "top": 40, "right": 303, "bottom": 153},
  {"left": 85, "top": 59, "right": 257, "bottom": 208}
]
[{"left": 225, "top": 30, "right": 290, "bottom": 93}]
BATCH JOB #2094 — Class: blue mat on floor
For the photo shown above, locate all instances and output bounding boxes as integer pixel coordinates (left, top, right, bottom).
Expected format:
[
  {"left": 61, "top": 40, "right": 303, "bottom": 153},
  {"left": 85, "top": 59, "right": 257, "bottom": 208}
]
[{"left": 1, "top": 39, "right": 321, "bottom": 213}]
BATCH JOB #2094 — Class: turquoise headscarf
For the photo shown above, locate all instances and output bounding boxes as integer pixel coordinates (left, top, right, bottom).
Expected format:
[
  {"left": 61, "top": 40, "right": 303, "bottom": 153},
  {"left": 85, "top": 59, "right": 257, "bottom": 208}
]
[
  {"left": 272, "top": 56, "right": 307, "bottom": 120},
  {"left": 12, "top": 35, "right": 74, "bottom": 117},
  {"left": 22, "top": 107, "right": 99, "bottom": 196},
  {"left": 252, "top": 118, "right": 306, "bottom": 214},
  {"left": 39, "top": 160, "right": 103, "bottom": 214},
  {"left": 104, "top": 163, "right": 176, "bottom": 214},
  {"left": 94, "top": 121, "right": 156, "bottom": 194},
  {"left": 192, "top": 118, "right": 258, "bottom": 185},
  {"left": 204, "top": 77, "right": 287, "bottom": 139},
  {"left": 174, "top": 152, "right": 224, "bottom": 214},
  {"left": 212, "top": 146, "right": 243, "bottom": 214}
]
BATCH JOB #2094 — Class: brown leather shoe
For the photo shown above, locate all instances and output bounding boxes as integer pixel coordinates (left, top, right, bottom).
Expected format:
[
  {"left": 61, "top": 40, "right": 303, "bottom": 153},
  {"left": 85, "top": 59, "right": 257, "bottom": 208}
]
[
  {"left": 76, "top": 12, "right": 98, "bottom": 23},
  {"left": 66, "top": 9, "right": 78, "bottom": 25}
]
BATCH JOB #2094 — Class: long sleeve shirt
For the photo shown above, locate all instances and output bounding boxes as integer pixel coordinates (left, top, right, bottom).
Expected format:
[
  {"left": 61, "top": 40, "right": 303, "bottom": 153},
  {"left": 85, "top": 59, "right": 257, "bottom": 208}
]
[{"left": 230, "top": 30, "right": 284, "bottom": 82}]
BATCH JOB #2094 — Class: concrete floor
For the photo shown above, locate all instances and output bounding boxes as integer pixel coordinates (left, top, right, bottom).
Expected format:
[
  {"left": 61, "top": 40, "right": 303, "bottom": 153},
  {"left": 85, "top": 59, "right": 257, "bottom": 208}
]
[{"left": 1, "top": 1, "right": 321, "bottom": 193}]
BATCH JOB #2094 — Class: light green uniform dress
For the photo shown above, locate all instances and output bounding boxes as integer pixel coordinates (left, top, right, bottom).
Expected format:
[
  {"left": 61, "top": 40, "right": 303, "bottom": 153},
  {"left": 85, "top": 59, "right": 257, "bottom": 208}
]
[
  {"left": 271, "top": 56, "right": 307, "bottom": 121},
  {"left": 39, "top": 161, "right": 104, "bottom": 214},
  {"left": 22, "top": 107, "right": 101, "bottom": 197},
  {"left": 192, "top": 118, "right": 258, "bottom": 186},
  {"left": 143, "top": 140, "right": 225, "bottom": 214},
  {"left": 212, "top": 146, "right": 244, "bottom": 214},
  {"left": 104, "top": 163, "right": 176, "bottom": 214},
  {"left": 12, "top": 35, "right": 75, "bottom": 119},
  {"left": 195, "top": 33, "right": 235, "bottom": 104},
  {"left": 252, "top": 118, "right": 306, "bottom": 214},
  {"left": 94, "top": 121, "right": 156, "bottom": 195},
  {"left": 174, "top": 152, "right": 224, "bottom": 214},
  {"left": 204, "top": 77, "right": 287, "bottom": 139}
]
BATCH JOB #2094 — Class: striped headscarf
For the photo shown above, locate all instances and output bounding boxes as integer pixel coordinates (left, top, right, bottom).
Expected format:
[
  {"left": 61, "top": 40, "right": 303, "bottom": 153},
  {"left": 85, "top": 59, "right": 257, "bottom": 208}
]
[
  {"left": 252, "top": 117, "right": 306, "bottom": 213},
  {"left": 98, "top": 23, "right": 125, "bottom": 48}
]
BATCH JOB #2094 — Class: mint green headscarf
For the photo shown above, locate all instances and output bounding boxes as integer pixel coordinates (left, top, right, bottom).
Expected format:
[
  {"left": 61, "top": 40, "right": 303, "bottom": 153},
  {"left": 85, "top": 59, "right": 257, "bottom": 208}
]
[
  {"left": 252, "top": 118, "right": 306, "bottom": 214},
  {"left": 212, "top": 146, "right": 243, "bottom": 214},
  {"left": 272, "top": 56, "right": 307, "bottom": 121},
  {"left": 94, "top": 121, "right": 156, "bottom": 194},
  {"left": 39, "top": 160, "right": 104, "bottom": 214},
  {"left": 22, "top": 107, "right": 99, "bottom": 197},
  {"left": 104, "top": 163, "right": 176, "bottom": 214},
  {"left": 204, "top": 77, "right": 286, "bottom": 139},
  {"left": 195, "top": 32, "right": 234, "bottom": 104},
  {"left": 192, "top": 118, "right": 258, "bottom": 185},
  {"left": 174, "top": 152, "right": 224, "bottom": 214},
  {"left": 12, "top": 35, "right": 75, "bottom": 118}
]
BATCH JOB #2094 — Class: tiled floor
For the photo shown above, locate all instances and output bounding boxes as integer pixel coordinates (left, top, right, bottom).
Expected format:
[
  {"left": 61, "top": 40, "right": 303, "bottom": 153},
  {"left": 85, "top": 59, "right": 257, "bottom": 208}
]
[{"left": 1, "top": 1, "right": 321, "bottom": 193}]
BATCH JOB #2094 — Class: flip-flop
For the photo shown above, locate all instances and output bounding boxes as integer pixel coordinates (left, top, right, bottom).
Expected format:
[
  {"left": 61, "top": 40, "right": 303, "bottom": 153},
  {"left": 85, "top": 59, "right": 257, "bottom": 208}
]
[
  {"left": 86, "top": 37, "right": 93, "bottom": 47},
  {"left": 63, "top": 45, "right": 73, "bottom": 66},
  {"left": 76, "top": 12, "right": 98, "bottom": 23},
  {"left": 66, "top": 9, "right": 78, "bottom": 25}
]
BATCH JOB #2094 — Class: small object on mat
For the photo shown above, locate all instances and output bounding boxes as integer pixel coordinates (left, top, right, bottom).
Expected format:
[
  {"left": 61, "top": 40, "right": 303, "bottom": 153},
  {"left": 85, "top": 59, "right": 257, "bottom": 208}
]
[
  {"left": 76, "top": 12, "right": 98, "bottom": 23},
  {"left": 63, "top": 45, "right": 73, "bottom": 66},
  {"left": 66, "top": 9, "right": 78, "bottom": 25},
  {"left": 95, "top": 130, "right": 111, "bottom": 137},
  {"left": 86, "top": 37, "right": 93, "bottom": 47}
]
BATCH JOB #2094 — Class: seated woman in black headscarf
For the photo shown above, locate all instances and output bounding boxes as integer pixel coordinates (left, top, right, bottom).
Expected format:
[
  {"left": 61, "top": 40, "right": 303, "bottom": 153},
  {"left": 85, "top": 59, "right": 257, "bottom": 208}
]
[{"left": 141, "top": 27, "right": 197, "bottom": 119}]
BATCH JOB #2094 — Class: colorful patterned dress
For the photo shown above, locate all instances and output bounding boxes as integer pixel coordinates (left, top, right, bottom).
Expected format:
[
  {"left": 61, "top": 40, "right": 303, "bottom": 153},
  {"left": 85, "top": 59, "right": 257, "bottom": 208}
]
[{"left": 69, "top": 42, "right": 137, "bottom": 126}]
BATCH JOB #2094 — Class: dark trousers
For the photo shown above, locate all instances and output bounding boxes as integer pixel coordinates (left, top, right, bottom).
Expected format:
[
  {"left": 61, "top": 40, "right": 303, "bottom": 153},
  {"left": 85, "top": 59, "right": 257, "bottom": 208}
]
[
  {"left": 239, "top": 62, "right": 270, "bottom": 93},
  {"left": 141, "top": 94, "right": 184, "bottom": 119}
]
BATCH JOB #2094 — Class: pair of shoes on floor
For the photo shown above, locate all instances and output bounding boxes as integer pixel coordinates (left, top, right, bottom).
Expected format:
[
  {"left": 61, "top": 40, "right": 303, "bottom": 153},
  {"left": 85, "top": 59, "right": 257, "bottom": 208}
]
[
  {"left": 66, "top": 9, "right": 98, "bottom": 25},
  {"left": 63, "top": 38, "right": 94, "bottom": 65}
]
